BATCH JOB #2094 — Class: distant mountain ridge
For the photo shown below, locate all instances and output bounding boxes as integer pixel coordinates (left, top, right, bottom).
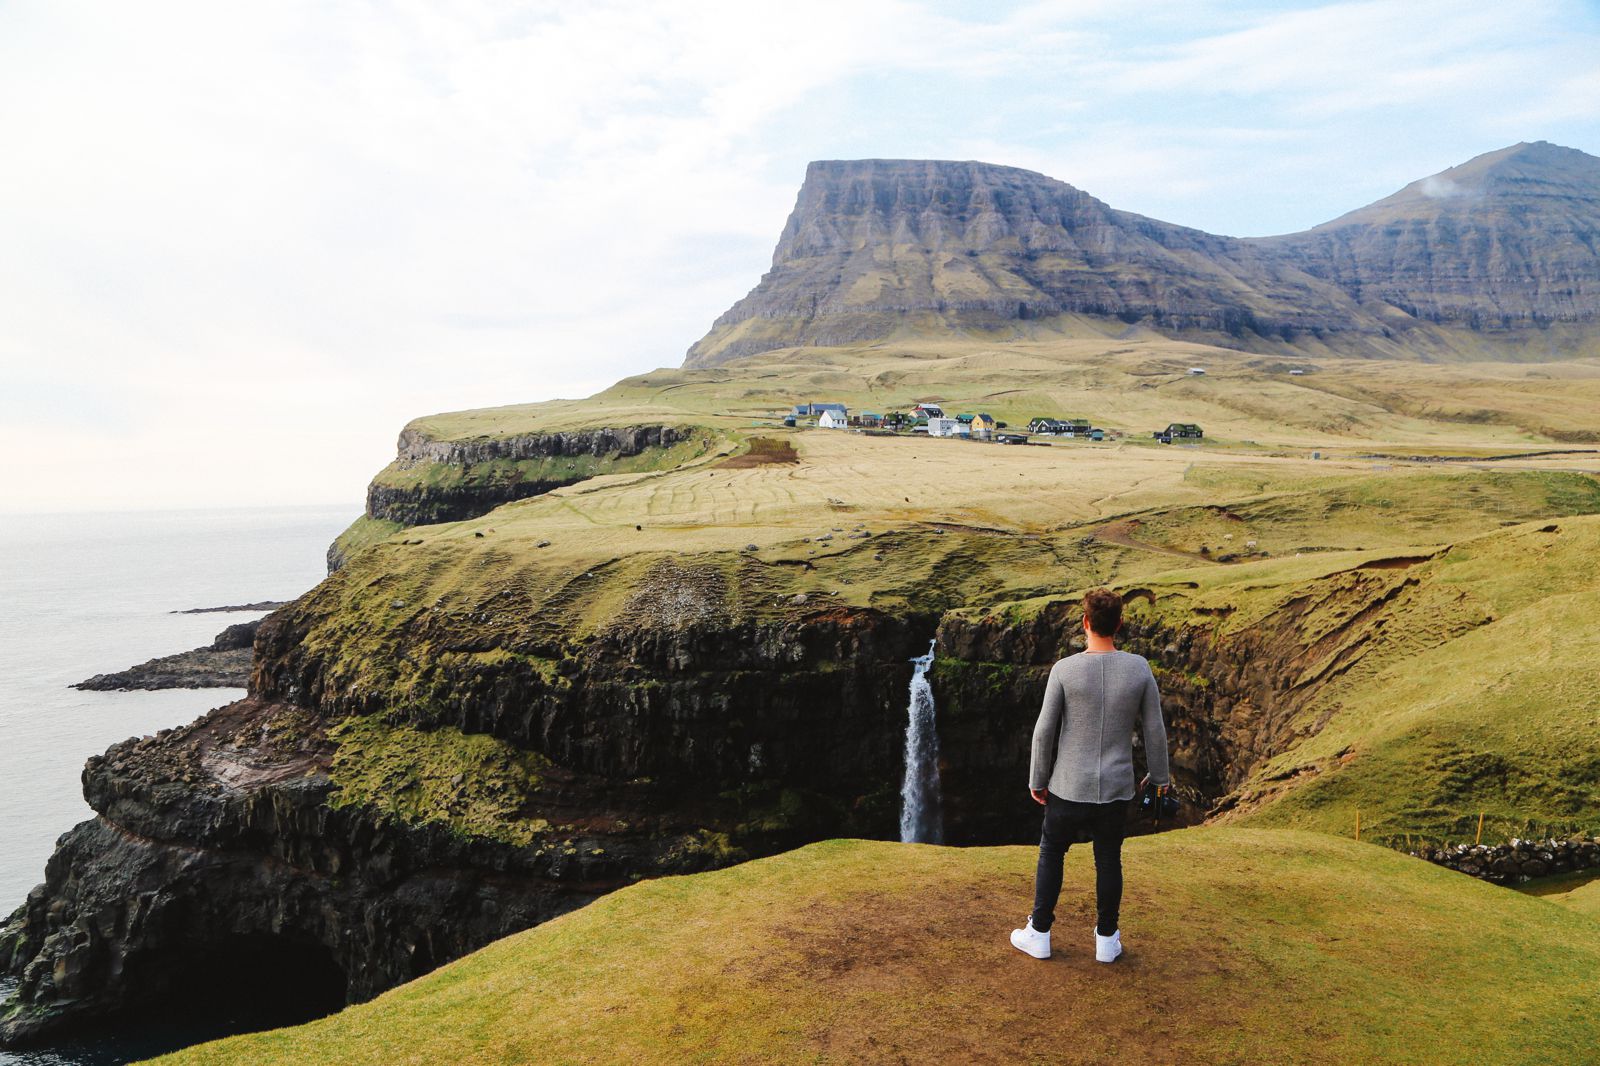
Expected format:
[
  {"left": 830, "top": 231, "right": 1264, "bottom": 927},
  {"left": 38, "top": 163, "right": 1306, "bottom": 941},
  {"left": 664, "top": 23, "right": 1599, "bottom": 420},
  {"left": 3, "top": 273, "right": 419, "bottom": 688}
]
[{"left": 685, "top": 142, "right": 1600, "bottom": 366}]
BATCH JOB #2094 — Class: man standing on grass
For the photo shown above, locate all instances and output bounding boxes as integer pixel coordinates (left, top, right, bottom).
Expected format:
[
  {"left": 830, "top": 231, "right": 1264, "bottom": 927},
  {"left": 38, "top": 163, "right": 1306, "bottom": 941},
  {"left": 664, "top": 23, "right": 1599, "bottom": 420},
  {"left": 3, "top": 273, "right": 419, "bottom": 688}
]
[{"left": 1010, "top": 588, "right": 1172, "bottom": 963}]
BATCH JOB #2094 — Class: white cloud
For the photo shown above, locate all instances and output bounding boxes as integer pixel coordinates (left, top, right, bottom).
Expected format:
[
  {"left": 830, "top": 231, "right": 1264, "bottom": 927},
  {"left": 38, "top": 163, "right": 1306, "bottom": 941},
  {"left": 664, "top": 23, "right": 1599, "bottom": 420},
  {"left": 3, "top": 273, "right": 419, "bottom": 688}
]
[{"left": 2, "top": 0, "right": 1597, "bottom": 511}]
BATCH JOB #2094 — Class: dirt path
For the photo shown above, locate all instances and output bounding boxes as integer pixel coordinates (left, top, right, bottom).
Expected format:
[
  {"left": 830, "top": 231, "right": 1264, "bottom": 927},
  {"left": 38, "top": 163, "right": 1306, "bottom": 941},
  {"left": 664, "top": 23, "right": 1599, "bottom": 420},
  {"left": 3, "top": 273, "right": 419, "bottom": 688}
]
[{"left": 1092, "top": 519, "right": 1216, "bottom": 563}]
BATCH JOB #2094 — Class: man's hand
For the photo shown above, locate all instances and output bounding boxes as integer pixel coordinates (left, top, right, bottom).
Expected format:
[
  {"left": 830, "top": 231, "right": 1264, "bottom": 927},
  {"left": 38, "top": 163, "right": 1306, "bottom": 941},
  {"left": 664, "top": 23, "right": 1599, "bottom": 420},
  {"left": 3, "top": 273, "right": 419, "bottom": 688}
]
[{"left": 1030, "top": 788, "right": 1048, "bottom": 805}]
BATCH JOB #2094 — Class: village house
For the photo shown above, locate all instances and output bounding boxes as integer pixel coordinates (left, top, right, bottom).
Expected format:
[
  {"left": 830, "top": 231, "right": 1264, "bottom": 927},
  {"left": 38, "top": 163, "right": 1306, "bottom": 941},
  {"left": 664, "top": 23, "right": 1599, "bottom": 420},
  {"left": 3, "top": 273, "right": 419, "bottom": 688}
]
[
  {"left": 1155, "top": 422, "right": 1204, "bottom": 442},
  {"left": 1027, "top": 416, "right": 1091, "bottom": 436},
  {"left": 970, "top": 412, "right": 998, "bottom": 438},
  {"left": 818, "top": 408, "right": 849, "bottom": 429},
  {"left": 927, "top": 416, "right": 967, "bottom": 438},
  {"left": 852, "top": 411, "right": 884, "bottom": 428},
  {"left": 794, "top": 402, "right": 847, "bottom": 419},
  {"left": 911, "top": 402, "right": 945, "bottom": 421}
]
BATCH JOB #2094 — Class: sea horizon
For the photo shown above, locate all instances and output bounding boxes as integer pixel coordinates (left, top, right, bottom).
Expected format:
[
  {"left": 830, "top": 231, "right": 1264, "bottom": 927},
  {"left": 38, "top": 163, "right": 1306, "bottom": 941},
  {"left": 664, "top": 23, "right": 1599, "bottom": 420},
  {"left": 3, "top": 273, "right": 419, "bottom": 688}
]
[{"left": 0, "top": 504, "right": 358, "bottom": 917}]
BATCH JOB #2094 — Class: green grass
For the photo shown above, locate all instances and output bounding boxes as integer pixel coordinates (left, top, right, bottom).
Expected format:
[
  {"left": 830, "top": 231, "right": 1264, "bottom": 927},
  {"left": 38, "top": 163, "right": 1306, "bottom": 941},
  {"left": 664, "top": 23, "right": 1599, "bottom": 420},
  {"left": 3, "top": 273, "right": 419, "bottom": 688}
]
[
  {"left": 147, "top": 829, "right": 1600, "bottom": 1065},
  {"left": 327, "top": 716, "right": 556, "bottom": 846},
  {"left": 1116, "top": 516, "right": 1600, "bottom": 844},
  {"left": 329, "top": 515, "right": 404, "bottom": 568},
  {"left": 1518, "top": 870, "right": 1600, "bottom": 919}
]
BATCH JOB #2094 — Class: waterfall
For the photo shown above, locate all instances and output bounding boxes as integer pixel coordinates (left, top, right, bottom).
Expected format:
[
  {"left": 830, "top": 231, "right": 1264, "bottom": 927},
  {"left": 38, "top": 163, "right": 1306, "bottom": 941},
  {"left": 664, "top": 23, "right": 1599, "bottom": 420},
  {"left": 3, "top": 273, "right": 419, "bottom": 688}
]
[{"left": 899, "top": 639, "right": 944, "bottom": 844}]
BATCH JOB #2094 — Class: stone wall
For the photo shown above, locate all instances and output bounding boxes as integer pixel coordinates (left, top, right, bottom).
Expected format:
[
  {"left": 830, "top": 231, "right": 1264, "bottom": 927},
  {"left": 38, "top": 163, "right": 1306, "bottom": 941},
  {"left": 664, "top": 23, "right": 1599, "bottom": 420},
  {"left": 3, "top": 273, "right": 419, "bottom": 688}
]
[{"left": 1413, "top": 836, "right": 1600, "bottom": 885}]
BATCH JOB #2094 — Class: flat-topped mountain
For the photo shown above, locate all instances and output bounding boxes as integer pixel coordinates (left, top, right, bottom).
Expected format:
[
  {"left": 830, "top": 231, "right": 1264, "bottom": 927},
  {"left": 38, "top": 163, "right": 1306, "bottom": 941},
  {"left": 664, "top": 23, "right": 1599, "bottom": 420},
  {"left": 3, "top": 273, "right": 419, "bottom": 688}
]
[{"left": 686, "top": 142, "right": 1600, "bottom": 366}]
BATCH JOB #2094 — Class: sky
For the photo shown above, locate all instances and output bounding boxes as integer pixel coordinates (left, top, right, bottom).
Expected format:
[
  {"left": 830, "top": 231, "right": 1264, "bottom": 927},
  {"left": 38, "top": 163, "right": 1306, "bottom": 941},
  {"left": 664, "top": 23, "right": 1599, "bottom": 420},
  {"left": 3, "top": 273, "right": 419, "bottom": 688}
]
[{"left": 3, "top": 0, "right": 1599, "bottom": 513}]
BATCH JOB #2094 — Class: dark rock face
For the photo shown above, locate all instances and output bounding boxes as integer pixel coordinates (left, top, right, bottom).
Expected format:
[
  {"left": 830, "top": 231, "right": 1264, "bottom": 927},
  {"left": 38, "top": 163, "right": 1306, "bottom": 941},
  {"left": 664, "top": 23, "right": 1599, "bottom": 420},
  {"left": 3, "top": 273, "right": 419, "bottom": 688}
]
[
  {"left": 934, "top": 600, "right": 1336, "bottom": 842},
  {"left": 252, "top": 602, "right": 942, "bottom": 804},
  {"left": 686, "top": 143, "right": 1600, "bottom": 365},
  {"left": 210, "top": 619, "right": 261, "bottom": 652},
  {"left": 0, "top": 698, "right": 742, "bottom": 1046},
  {"left": 71, "top": 619, "right": 264, "bottom": 691}
]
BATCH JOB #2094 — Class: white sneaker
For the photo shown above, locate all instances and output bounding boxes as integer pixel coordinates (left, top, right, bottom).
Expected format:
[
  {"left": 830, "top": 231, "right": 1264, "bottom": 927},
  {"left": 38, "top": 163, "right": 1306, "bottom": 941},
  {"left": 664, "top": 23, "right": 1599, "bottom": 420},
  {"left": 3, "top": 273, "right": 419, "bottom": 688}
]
[
  {"left": 1095, "top": 928, "right": 1122, "bottom": 963},
  {"left": 1010, "top": 918, "right": 1051, "bottom": 959}
]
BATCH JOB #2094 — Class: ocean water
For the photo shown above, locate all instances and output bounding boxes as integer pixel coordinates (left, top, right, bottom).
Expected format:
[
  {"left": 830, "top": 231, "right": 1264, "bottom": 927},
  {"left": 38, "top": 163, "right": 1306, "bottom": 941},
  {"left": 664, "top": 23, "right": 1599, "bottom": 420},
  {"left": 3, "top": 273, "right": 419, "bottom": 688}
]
[{"left": 0, "top": 505, "right": 356, "bottom": 1064}]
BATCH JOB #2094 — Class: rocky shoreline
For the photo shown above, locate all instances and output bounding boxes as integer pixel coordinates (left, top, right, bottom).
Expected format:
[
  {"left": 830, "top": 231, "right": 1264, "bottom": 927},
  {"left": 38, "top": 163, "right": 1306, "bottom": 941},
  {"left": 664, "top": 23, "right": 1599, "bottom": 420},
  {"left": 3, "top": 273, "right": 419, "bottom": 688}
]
[
  {"left": 72, "top": 619, "right": 263, "bottom": 691},
  {"left": 172, "top": 601, "right": 292, "bottom": 614}
]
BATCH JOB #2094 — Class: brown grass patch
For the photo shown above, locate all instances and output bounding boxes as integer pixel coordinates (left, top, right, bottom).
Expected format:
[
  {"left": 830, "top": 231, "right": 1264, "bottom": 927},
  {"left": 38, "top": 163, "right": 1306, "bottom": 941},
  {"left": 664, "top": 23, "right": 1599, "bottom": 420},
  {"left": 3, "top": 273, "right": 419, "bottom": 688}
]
[{"left": 719, "top": 437, "right": 799, "bottom": 468}]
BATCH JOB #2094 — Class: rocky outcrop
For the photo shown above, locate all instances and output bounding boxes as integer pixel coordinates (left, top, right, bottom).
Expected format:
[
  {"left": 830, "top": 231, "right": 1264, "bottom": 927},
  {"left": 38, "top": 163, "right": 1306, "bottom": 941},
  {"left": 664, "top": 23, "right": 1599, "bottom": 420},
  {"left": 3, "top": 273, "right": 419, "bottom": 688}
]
[
  {"left": 326, "top": 424, "right": 701, "bottom": 573},
  {"left": 686, "top": 143, "right": 1600, "bottom": 365},
  {"left": 0, "top": 697, "right": 752, "bottom": 1046},
  {"left": 71, "top": 619, "right": 264, "bottom": 691},
  {"left": 388, "top": 424, "right": 689, "bottom": 470},
  {"left": 366, "top": 425, "right": 693, "bottom": 528},
  {"left": 173, "top": 601, "right": 291, "bottom": 615}
]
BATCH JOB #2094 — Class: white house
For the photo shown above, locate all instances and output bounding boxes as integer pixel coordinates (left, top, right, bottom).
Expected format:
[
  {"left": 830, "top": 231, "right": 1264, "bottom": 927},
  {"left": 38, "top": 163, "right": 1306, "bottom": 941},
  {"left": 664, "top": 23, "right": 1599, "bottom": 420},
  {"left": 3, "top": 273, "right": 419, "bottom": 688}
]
[
  {"left": 927, "top": 417, "right": 968, "bottom": 438},
  {"left": 818, "top": 408, "right": 849, "bottom": 429}
]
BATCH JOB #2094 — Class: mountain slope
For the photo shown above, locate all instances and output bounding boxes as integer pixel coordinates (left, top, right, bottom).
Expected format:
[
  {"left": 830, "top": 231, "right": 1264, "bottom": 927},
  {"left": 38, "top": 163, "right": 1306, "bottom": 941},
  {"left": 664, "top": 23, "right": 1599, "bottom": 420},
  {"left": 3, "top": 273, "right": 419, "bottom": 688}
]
[
  {"left": 687, "top": 143, "right": 1600, "bottom": 366},
  {"left": 149, "top": 832, "right": 1600, "bottom": 1066},
  {"left": 1258, "top": 141, "right": 1600, "bottom": 330}
]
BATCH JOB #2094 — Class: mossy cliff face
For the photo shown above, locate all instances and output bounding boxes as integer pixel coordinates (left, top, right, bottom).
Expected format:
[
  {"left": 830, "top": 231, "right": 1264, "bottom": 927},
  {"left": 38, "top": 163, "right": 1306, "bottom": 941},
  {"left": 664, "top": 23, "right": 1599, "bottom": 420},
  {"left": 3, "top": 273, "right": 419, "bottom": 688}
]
[
  {"left": 328, "top": 424, "right": 709, "bottom": 571},
  {"left": 0, "top": 593, "right": 940, "bottom": 1046},
  {"left": 254, "top": 598, "right": 941, "bottom": 811}
]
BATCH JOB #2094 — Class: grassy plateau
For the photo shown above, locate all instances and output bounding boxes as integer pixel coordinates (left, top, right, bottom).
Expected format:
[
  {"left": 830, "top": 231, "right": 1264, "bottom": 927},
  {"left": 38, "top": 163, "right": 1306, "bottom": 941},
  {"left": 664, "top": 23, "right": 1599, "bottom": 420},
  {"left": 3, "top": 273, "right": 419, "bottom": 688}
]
[{"left": 150, "top": 831, "right": 1600, "bottom": 1066}]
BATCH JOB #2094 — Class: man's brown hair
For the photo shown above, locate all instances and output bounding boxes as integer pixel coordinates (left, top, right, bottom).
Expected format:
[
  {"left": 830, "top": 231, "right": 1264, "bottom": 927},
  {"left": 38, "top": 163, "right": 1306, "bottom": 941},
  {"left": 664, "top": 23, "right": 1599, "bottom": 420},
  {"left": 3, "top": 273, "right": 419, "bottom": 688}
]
[{"left": 1083, "top": 588, "right": 1123, "bottom": 637}]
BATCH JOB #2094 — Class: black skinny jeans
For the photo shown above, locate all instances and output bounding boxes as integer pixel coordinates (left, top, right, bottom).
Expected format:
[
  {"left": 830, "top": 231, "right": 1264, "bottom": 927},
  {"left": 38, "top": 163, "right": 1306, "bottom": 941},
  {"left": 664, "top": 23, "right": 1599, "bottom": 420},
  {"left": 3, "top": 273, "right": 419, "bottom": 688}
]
[{"left": 1031, "top": 792, "right": 1127, "bottom": 937}]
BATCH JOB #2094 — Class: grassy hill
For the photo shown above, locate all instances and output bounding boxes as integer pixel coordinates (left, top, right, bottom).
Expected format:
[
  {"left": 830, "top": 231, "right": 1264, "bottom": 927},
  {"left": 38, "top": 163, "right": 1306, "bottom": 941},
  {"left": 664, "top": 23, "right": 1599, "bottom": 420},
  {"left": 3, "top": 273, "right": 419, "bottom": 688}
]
[
  {"left": 148, "top": 830, "right": 1600, "bottom": 1066},
  {"left": 408, "top": 340, "right": 1600, "bottom": 447},
  {"left": 1122, "top": 514, "right": 1600, "bottom": 844}
]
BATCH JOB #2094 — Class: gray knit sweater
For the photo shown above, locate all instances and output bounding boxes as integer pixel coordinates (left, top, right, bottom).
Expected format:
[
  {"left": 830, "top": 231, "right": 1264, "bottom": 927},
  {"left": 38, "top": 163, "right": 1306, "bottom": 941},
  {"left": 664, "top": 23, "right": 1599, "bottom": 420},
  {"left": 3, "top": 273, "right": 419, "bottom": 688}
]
[{"left": 1029, "top": 650, "right": 1171, "bottom": 803}]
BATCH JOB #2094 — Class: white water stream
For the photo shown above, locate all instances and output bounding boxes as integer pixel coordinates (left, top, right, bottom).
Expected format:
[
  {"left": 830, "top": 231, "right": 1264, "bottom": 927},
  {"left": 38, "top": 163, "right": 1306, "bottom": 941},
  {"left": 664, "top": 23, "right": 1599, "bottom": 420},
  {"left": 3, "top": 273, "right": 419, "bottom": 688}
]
[{"left": 898, "top": 639, "right": 944, "bottom": 844}]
